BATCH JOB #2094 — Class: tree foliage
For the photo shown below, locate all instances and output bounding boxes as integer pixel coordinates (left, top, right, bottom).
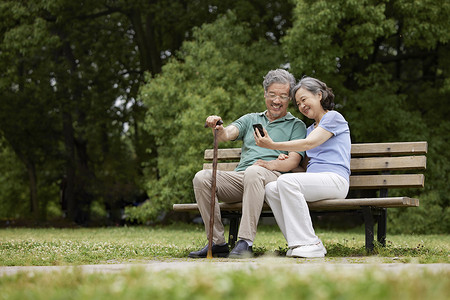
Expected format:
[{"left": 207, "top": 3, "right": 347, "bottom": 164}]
[
  {"left": 0, "top": 0, "right": 294, "bottom": 224},
  {"left": 284, "top": 0, "right": 450, "bottom": 233},
  {"left": 132, "top": 11, "right": 287, "bottom": 220},
  {"left": 0, "top": 0, "right": 448, "bottom": 233}
]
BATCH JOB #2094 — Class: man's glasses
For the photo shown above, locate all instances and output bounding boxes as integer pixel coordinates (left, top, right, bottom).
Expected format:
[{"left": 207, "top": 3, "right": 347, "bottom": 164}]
[{"left": 266, "top": 92, "right": 289, "bottom": 101}]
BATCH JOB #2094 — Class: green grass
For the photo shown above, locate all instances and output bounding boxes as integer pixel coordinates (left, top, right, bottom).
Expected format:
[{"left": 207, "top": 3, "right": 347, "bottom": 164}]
[
  {"left": 0, "top": 266, "right": 449, "bottom": 300},
  {"left": 0, "top": 224, "right": 448, "bottom": 266},
  {"left": 1, "top": 224, "right": 449, "bottom": 300}
]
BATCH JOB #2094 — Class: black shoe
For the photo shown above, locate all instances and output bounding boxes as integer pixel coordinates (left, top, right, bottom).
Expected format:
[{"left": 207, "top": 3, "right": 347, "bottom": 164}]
[
  {"left": 188, "top": 243, "right": 229, "bottom": 258},
  {"left": 229, "top": 240, "right": 253, "bottom": 258}
]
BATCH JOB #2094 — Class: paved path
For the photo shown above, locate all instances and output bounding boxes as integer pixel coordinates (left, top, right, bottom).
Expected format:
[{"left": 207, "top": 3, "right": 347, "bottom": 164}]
[{"left": 1, "top": 257, "right": 449, "bottom": 277}]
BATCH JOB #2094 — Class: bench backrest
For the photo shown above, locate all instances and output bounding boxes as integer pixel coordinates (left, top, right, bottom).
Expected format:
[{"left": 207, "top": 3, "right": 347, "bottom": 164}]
[{"left": 203, "top": 141, "right": 428, "bottom": 190}]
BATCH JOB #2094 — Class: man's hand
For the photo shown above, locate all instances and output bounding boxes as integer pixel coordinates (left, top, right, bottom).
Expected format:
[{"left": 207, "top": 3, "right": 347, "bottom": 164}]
[
  {"left": 204, "top": 115, "right": 239, "bottom": 142},
  {"left": 253, "top": 159, "right": 276, "bottom": 171},
  {"left": 205, "top": 115, "right": 224, "bottom": 129}
]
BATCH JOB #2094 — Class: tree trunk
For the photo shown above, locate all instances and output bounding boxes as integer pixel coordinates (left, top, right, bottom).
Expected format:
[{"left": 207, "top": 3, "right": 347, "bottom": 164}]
[
  {"left": 25, "top": 160, "right": 39, "bottom": 220},
  {"left": 61, "top": 110, "right": 77, "bottom": 222},
  {"left": 127, "top": 9, "right": 162, "bottom": 75}
]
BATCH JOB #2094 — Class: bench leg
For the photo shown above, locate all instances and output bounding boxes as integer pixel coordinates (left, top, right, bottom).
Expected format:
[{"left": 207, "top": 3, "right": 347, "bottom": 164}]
[
  {"left": 377, "top": 208, "right": 387, "bottom": 246},
  {"left": 228, "top": 216, "right": 240, "bottom": 248},
  {"left": 362, "top": 207, "right": 375, "bottom": 252}
]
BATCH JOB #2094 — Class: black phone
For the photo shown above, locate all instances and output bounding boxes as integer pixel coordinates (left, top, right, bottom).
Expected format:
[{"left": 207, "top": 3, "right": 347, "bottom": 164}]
[{"left": 252, "top": 124, "right": 265, "bottom": 137}]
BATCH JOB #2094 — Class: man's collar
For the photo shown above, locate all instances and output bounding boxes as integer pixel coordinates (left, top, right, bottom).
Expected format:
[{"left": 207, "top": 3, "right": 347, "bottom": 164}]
[{"left": 260, "top": 111, "right": 295, "bottom": 121}]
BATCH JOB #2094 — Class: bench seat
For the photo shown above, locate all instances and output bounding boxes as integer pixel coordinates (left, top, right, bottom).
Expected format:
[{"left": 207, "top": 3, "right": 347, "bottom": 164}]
[{"left": 173, "top": 197, "right": 419, "bottom": 212}]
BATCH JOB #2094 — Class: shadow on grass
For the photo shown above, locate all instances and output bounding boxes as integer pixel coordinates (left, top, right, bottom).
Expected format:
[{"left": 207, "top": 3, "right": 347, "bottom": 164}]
[{"left": 251, "top": 241, "right": 449, "bottom": 263}]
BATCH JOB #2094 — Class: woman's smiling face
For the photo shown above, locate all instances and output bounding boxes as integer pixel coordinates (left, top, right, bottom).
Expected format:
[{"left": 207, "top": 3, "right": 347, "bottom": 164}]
[{"left": 295, "top": 87, "right": 325, "bottom": 120}]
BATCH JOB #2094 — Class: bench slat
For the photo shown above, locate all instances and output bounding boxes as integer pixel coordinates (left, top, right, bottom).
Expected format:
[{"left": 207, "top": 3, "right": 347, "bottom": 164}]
[
  {"left": 173, "top": 196, "right": 419, "bottom": 212},
  {"left": 202, "top": 168, "right": 426, "bottom": 189},
  {"left": 204, "top": 142, "right": 428, "bottom": 161},
  {"left": 349, "top": 174, "right": 424, "bottom": 188},
  {"left": 204, "top": 148, "right": 241, "bottom": 160},
  {"left": 203, "top": 162, "right": 239, "bottom": 171},
  {"left": 199, "top": 172, "right": 425, "bottom": 189},
  {"left": 350, "top": 155, "right": 426, "bottom": 171},
  {"left": 350, "top": 141, "right": 427, "bottom": 156},
  {"left": 204, "top": 156, "right": 427, "bottom": 173}
]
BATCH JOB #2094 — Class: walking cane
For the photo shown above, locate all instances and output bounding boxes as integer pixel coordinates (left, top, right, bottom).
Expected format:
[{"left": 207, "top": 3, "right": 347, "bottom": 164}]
[{"left": 204, "top": 119, "right": 223, "bottom": 259}]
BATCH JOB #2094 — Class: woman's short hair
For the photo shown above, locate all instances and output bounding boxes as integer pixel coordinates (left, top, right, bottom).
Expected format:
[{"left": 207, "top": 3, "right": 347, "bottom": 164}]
[
  {"left": 263, "top": 69, "right": 296, "bottom": 95},
  {"left": 291, "top": 76, "right": 335, "bottom": 110}
]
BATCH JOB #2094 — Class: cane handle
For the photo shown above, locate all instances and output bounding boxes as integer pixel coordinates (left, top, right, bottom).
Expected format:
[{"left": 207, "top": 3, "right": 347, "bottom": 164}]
[{"left": 204, "top": 119, "right": 224, "bottom": 128}]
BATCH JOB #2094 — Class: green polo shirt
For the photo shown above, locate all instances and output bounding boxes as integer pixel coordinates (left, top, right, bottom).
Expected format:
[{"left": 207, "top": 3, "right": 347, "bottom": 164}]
[{"left": 231, "top": 111, "right": 307, "bottom": 172}]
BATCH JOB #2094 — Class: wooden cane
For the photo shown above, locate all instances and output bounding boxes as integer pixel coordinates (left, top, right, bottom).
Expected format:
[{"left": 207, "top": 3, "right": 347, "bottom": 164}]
[{"left": 205, "top": 119, "right": 223, "bottom": 259}]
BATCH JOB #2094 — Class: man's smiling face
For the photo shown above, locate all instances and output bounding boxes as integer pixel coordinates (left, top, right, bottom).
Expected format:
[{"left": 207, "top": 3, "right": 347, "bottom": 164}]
[{"left": 264, "top": 83, "right": 290, "bottom": 122}]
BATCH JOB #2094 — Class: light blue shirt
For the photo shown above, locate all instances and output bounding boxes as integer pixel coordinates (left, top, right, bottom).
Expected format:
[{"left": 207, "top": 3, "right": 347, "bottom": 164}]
[{"left": 306, "top": 111, "right": 351, "bottom": 182}]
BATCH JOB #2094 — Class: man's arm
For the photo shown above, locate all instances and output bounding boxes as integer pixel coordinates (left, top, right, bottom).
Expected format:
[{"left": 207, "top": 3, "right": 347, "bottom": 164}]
[
  {"left": 290, "top": 154, "right": 308, "bottom": 172},
  {"left": 205, "top": 115, "right": 239, "bottom": 142},
  {"left": 254, "top": 151, "right": 301, "bottom": 172}
]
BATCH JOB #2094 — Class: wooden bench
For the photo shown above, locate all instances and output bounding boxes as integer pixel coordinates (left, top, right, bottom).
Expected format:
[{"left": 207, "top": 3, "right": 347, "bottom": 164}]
[{"left": 173, "top": 141, "right": 427, "bottom": 251}]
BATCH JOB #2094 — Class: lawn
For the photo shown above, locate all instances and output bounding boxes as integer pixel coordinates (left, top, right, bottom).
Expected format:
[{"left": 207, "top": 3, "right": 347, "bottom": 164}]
[
  {"left": 1, "top": 264, "right": 449, "bottom": 300},
  {"left": 0, "top": 224, "right": 449, "bottom": 300},
  {"left": 0, "top": 223, "right": 448, "bottom": 266}
]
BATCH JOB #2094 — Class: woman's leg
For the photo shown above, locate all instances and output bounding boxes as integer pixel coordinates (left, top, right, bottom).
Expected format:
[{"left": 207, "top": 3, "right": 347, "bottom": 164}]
[
  {"left": 265, "top": 181, "right": 287, "bottom": 240},
  {"left": 277, "top": 172, "right": 349, "bottom": 248}
]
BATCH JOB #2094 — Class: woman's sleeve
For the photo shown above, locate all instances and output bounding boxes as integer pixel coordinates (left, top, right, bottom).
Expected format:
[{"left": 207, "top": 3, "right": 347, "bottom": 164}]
[{"left": 319, "top": 111, "right": 349, "bottom": 136}]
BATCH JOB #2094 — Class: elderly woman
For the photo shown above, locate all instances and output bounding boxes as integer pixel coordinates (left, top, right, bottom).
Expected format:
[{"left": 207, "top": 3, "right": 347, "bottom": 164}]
[{"left": 254, "top": 76, "right": 351, "bottom": 258}]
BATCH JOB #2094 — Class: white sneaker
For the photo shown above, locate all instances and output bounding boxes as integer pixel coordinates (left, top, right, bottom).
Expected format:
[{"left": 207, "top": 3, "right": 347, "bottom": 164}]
[
  {"left": 287, "top": 240, "right": 326, "bottom": 257},
  {"left": 319, "top": 240, "right": 327, "bottom": 255},
  {"left": 286, "top": 248, "right": 293, "bottom": 257},
  {"left": 290, "top": 242, "right": 326, "bottom": 258}
]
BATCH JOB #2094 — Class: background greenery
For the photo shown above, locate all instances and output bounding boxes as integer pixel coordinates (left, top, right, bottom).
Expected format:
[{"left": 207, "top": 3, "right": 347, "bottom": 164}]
[{"left": 0, "top": 0, "right": 449, "bottom": 233}]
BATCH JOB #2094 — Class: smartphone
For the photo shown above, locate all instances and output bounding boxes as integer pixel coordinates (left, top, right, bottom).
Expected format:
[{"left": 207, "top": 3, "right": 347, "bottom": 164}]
[{"left": 252, "top": 124, "right": 265, "bottom": 137}]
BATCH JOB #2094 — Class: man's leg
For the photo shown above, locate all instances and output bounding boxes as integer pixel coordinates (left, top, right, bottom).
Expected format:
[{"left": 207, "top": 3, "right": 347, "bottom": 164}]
[
  {"left": 193, "top": 169, "right": 244, "bottom": 245},
  {"left": 237, "top": 165, "right": 280, "bottom": 242}
]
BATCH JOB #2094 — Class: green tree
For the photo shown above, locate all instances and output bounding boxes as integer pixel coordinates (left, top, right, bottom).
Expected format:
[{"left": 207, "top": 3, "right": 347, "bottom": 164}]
[
  {"left": 0, "top": 0, "right": 295, "bottom": 223},
  {"left": 0, "top": 1, "right": 144, "bottom": 223},
  {"left": 131, "top": 11, "right": 287, "bottom": 222},
  {"left": 284, "top": 0, "right": 450, "bottom": 233}
]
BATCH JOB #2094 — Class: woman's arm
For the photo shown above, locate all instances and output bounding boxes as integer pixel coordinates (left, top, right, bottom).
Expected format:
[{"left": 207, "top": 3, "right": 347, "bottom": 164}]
[{"left": 254, "top": 126, "right": 333, "bottom": 152}]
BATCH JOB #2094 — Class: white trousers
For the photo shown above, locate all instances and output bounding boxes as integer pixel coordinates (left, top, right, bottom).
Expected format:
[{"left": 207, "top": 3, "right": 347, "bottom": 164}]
[{"left": 265, "top": 172, "right": 349, "bottom": 248}]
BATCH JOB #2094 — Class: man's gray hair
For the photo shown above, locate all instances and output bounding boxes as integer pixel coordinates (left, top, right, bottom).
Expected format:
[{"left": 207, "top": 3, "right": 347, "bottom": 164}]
[{"left": 263, "top": 69, "right": 296, "bottom": 93}]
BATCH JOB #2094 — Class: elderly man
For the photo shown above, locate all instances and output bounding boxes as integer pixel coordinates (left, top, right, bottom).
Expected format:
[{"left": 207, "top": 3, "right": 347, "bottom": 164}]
[{"left": 189, "top": 69, "right": 307, "bottom": 258}]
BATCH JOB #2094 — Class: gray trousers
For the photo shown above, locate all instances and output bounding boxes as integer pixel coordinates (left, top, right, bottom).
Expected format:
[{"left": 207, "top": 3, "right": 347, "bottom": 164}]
[{"left": 193, "top": 165, "right": 280, "bottom": 245}]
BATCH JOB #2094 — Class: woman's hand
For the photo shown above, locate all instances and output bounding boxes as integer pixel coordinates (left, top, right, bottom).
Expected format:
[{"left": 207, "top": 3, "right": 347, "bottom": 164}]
[
  {"left": 277, "top": 153, "right": 289, "bottom": 160},
  {"left": 254, "top": 127, "right": 275, "bottom": 149}
]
